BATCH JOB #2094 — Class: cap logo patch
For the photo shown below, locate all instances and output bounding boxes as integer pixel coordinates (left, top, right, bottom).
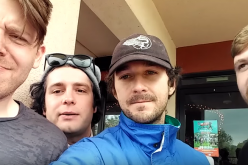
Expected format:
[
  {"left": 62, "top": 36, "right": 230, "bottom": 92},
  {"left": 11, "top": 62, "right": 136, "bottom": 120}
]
[{"left": 123, "top": 35, "right": 152, "bottom": 50}]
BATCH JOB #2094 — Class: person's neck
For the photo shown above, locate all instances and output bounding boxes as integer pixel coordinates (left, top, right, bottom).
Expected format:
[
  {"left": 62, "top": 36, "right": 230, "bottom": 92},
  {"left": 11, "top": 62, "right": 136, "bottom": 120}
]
[
  {"left": 0, "top": 95, "right": 19, "bottom": 118},
  {"left": 151, "top": 110, "right": 166, "bottom": 124},
  {"left": 66, "top": 127, "right": 92, "bottom": 145}
]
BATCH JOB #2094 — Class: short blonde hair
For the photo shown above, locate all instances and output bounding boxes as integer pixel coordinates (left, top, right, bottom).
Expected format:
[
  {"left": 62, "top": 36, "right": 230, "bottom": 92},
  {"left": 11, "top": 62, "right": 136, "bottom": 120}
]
[
  {"left": 18, "top": 0, "right": 53, "bottom": 45},
  {"left": 231, "top": 25, "right": 248, "bottom": 58}
]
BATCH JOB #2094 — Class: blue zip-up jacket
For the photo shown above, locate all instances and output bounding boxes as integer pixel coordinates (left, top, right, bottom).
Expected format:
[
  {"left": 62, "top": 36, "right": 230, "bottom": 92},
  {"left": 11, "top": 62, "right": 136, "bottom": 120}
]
[{"left": 50, "top": 112, "right": 210, "bottom": 165}]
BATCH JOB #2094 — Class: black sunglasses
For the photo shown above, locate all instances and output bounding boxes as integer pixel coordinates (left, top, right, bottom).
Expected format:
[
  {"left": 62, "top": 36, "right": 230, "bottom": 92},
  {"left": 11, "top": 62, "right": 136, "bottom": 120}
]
[{"left": 44, "top": 53, "right": 95, "bottom": 74}]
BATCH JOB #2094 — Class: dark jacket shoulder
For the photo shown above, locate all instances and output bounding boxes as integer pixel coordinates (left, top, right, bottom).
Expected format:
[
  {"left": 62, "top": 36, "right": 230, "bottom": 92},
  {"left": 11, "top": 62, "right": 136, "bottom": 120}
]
[{"left": 238, "top": 141, "right": 248, "bottom": 165}]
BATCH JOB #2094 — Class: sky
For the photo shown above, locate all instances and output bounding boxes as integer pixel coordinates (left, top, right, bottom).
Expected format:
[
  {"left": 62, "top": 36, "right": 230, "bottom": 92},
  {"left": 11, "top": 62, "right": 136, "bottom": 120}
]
[{"left": 205, "top": 108, "right": 248, "bottom": 145}]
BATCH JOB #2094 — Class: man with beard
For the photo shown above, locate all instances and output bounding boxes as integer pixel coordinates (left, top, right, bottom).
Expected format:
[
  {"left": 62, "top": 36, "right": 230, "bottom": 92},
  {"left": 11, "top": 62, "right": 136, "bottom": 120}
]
[
  {"left": 231, "top": 24, "right": 248, "bottom": 165},
  {"left": 0, "top": 0, "right": 67, "bottom": 164},
  {"left": 50, "top": 34, "right": 213, "bottom": 165}
]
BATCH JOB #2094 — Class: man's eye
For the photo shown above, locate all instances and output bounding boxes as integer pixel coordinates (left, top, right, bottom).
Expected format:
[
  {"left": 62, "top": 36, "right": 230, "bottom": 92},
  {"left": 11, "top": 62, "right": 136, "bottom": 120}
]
[
  {"left": 9, "top": 34, "right": 28, "bottom": 44},
  {"left": 77, "top": 89, "right": 86, "bottom": 93},
  {"left": 120, "top": 75, "right": 130, "bottom": 80},
  {"left": 52, "top": 90, "right": 61, "bottom": 94},
  {"left": 10, "top": 35, "right": 25, "bottom": 40},
  {"left": 146, "top": 70, "right": 157, "bottom": 75},
  {"left": 238, "top": 64, "right": 248, "bottom": 71}
]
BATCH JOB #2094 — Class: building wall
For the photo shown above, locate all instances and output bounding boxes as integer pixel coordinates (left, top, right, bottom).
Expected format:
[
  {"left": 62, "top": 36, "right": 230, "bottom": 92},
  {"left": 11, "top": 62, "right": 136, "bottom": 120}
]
[
  {"left": 176, "top": 41, "right": 234, "bottom": 74},
  {"left": 13, "top": 0, "right": 81, "bottom": 106}
]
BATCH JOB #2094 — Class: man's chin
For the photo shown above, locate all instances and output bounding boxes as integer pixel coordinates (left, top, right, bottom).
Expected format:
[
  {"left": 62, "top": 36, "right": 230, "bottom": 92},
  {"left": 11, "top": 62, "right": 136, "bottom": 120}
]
[
  {"left": 58, "top": 125, "right": 76, "bottom": 133},
  {"left": 130, "top": 115, "right": 156, "bottom": 124},
  {"left": 124, "top": 110, "right": 155, "bottom": 124},
  {"left": 62, "top": 129, "right": 78, "bottom": 135}
]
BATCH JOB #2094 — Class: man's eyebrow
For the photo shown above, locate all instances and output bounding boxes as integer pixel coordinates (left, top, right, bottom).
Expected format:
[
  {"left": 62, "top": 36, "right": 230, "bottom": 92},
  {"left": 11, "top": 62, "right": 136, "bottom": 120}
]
[
  {"left": 6, "top": 25, "right": 32, "bottom": 37},
  {"left": 48, "top": 82, "right": 91, "bottom": 89},
  {"left": 73, "top": 82, "right": 91, "bottom": 89},
  {"left": 48, "top": 82, "right": 64, "bottom": 89},
  {"left": 234, "top": 59, "right": 247, "bottom": 66}
]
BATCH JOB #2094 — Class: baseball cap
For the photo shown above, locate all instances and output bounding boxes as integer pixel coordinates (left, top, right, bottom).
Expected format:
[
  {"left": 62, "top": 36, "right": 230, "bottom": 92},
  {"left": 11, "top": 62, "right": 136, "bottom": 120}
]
[{"left": 108, "top": 33, "right": 173, "bottom": 76}]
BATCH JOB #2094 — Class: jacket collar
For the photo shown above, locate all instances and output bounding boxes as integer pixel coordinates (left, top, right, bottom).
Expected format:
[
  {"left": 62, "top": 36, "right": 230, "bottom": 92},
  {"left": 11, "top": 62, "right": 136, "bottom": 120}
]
[{"left": 119, "top": 112, "right": 181, "bottom": 156}]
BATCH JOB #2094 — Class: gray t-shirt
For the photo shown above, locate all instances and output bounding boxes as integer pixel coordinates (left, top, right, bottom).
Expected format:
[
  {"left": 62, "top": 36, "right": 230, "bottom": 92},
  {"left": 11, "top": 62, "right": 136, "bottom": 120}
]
[{"left": 0, "top": 101, "right": 68, "bottom": 165}]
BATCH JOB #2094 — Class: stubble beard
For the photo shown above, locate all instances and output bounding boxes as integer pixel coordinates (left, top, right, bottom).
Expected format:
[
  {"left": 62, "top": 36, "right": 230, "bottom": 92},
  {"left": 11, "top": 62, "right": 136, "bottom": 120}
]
[
  {"left": 123, "top": 100, "right": 168, "bottom": 124},
  {"left": 0, "top": 58, "right": 29, "bottom": 101},
  {"left": 0, "top": 80, "right": 18, "bottom": 100},
  {"left": 0, "top": 66, "right": 31, "bottom": 101}
]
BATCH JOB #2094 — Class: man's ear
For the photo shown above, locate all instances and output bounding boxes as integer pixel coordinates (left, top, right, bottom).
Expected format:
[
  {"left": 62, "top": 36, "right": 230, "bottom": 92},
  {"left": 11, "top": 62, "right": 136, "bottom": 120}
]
[
  {"left": 93, "top": 107, "right": 97, "bottom": 113},
  {"left": 33, "top": 45, "right": 46, "bottom": 69},
  {"left": 43, "top": 110, "right": 46, "bottom": 116},
  {"left": 169, "top": 80, "right": 176, "bottom": 96}
]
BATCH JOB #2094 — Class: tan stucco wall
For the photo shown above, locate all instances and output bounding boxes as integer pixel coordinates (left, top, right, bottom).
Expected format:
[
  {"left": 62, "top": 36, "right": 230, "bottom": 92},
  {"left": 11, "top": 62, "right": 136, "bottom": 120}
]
[
  {"left": 125, "top": 0, "right": 177, "bottom": 117},
  {"left": 13, "top": 0, "right": 81, "bottom": 107},
  {"left": 83, "top": 0, "right": 147, "bottom": 40},
  {"left": 13, "top": 0, "right": 177, "bottom": 117}
]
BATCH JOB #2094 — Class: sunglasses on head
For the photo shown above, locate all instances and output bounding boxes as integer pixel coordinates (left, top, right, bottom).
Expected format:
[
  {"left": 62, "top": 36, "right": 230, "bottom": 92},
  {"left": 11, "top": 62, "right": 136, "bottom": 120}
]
[{"left": 44, "top": 53, "right": 95, "bottom": 74}]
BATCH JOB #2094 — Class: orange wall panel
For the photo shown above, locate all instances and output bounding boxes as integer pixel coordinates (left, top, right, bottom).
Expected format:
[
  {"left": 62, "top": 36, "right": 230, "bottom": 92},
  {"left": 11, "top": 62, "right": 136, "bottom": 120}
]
[{"left": 176, "top": 41, "right": 234, "bottom": 74}]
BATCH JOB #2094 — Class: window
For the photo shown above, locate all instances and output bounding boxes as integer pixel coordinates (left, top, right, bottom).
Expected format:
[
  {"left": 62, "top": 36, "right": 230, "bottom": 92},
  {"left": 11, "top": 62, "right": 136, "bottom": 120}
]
[
  {"left": 103, "top": 94, "right": 121, "bottom": 130},
  {"left": 179, "top": 89, "right": 247, "bottom": 165},
  {"left": 104, "top": 115, "right": 120, "bottom": 129}
]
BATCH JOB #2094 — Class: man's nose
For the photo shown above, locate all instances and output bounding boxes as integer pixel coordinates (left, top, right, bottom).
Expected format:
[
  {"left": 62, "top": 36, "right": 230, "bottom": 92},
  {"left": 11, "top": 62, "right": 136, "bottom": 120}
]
[
  {"left": 62, "top": 90, "right": 76, "bottom": 105},
  {"left": 132, "top": 78, "right": 148, "bottom": 94}
]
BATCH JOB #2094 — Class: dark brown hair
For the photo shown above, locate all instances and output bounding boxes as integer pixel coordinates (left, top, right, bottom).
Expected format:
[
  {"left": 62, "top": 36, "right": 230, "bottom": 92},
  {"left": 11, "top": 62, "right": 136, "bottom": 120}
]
[{"left": 18, "top": 0, "right": 53, "bottom": 45}]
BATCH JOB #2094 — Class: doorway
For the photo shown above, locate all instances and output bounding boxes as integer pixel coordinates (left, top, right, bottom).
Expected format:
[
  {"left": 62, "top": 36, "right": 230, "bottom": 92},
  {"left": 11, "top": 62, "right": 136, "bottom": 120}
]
[{"left": 177, "top": 70, "right": 248, "bottom": 165}]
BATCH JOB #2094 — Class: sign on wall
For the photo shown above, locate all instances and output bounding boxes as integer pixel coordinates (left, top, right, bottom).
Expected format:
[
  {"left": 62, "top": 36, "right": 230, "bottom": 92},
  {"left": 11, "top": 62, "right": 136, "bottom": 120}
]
[{"left": 193, "top": 120, "right": 219, "bottom": 157}]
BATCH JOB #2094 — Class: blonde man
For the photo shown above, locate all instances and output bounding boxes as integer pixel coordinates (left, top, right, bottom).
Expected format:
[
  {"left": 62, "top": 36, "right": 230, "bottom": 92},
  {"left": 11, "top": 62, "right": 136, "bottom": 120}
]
[
  {"left": 0, "top": 0, "right": 67, "bottom": 164},
  {"left": 231, "top": 25, "right": 248, "bottom": 165}
]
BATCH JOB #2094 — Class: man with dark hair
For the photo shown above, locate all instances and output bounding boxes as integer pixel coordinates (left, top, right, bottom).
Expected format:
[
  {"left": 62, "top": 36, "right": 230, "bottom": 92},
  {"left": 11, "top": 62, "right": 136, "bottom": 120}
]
[
  {"left": 0, "top": 0, "right": 67, "bottom": 164},
  {"left": 50, "top": 34, "right": 213, "bottom": 165},
  {"left": 231, "top": 24, "right": 248, "bottom": 165},
  {"left": 30, "top": 53, "right": 102, "bottom": 145}
]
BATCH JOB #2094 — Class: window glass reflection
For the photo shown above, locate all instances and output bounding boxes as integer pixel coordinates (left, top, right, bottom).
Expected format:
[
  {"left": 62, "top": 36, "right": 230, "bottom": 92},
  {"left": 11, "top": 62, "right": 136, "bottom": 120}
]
[{"left": 184, "top": 92, "right": 247, "bottom": 165}]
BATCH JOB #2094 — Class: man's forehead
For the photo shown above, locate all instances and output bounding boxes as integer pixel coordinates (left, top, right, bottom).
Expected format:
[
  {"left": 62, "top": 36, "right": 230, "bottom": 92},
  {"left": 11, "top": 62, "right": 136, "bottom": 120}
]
[
  {"left": 49, "top": 66, "right": 87, "bottom": 76},
  {"left": 1, "top": 0, "right": 24, "bottom": 27},
  {"left": 46, "top": 67, "right": 92, "bottom": 87},
  {"left": 0, "top": 0, "right": 38, "bottom": 39}
]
